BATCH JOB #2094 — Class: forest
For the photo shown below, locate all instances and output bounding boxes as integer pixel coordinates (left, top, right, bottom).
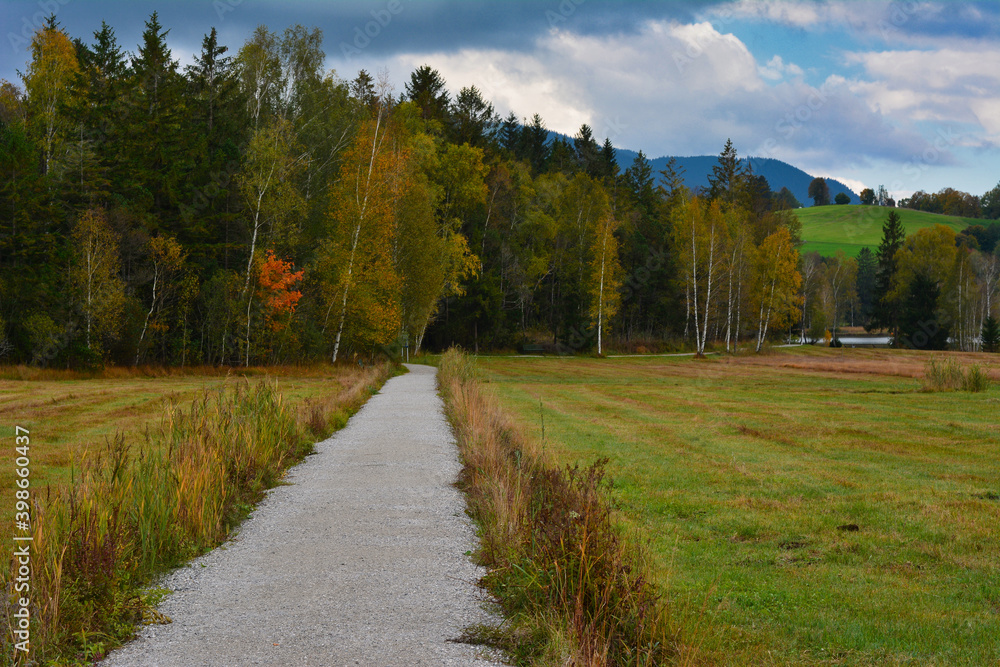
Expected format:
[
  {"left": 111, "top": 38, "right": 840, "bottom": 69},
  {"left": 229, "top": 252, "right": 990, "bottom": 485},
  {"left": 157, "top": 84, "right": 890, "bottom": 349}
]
[{"left": 1, "top": 14, "right": 998, "bottom": 367}]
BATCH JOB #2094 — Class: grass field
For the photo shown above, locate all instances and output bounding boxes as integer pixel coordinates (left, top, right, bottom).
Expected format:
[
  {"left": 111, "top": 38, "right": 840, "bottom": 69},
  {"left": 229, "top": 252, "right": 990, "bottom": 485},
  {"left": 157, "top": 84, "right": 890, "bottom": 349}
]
[
  {"left": 478, "top": 348, "right": 1000, "bottom": 665},
  {"left": 796, "top": 205, "right": 979, "bottom": 257},
  {"left": 0, "top": 365, "right": 367, "bottom": 521}
]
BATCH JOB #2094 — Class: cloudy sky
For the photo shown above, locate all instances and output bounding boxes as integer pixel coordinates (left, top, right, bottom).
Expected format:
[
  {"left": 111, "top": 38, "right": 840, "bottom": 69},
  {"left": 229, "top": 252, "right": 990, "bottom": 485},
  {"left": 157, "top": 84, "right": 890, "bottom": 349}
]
[{"left": 2, "top": 0, "right": 999, "bottom": 198}]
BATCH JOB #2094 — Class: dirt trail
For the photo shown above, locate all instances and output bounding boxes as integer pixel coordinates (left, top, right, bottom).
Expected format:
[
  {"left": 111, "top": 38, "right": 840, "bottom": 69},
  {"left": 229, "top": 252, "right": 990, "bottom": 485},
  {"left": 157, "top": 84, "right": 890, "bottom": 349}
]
[{"left": 103, "top": 364, "right": 500, "bottom": 667}]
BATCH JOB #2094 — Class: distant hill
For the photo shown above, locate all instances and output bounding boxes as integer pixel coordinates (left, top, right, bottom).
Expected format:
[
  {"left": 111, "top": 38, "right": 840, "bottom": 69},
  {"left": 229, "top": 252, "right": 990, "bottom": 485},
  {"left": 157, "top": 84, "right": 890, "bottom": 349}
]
[
  {"left": 794, "top": 205, "right": 979, "bottom": 257},
  {"left": 542, "top": 131, "right": 858, "bottom": 208},
  {"left": 543, "top": 131, "right": 858, "bottom": 207},
  {"left": 614, "top": 149, "right": 860, "bottom": 207}
]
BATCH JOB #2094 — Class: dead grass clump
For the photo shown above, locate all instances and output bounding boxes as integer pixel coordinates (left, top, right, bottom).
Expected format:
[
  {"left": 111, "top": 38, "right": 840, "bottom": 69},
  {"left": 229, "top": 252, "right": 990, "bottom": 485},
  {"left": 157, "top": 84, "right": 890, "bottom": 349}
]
[
  {"left": 922, "top": 358, "right": 992, "bottom": 393},
  {"left": 440, "top": 349, "right": 675, "bottom": 666}
]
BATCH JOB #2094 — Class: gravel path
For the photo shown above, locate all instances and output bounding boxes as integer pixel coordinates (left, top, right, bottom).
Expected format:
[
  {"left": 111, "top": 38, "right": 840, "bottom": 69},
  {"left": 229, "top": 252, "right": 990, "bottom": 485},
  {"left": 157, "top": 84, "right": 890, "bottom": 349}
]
[{"left": 103, "top": 364, "right": 501, "bottom": 667}]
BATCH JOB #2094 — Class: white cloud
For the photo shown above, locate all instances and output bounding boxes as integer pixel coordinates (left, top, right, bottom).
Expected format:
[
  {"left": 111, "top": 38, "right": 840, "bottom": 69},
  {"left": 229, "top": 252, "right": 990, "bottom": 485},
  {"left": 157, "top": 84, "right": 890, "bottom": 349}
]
[
  {"left": 759, "top": 54, "right": 804, "bottom": 81},
  {"left": 815, "top": 174, "right": 867, "bottom": 195},
  {"left": 711, "top": 0, "right": 860, "bottom": 30},
  {"left": 844, "top": 47, "right": 1000, "bottom": 143}
]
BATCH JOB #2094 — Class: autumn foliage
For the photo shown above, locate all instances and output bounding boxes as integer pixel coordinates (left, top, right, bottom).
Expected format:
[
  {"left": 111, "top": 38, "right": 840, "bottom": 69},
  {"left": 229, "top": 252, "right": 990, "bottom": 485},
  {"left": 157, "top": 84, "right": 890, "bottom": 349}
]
[{"left": 257, "top": 249, "right": 304, "bottom": 331}]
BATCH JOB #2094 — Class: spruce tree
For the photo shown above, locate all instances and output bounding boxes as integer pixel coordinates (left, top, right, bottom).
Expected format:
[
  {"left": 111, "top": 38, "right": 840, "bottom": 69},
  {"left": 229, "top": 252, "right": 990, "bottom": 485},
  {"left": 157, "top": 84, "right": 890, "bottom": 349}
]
[
  {"left": 982, "top": 315, "right": 1000, "bottom": 352},
  {"left": 873, "top": 210, "right": 906, "bottom": 341},
  {"left": 707, "top": 138, "right": 743, "bottom": 204},
  {"left": 855, "top": 246, "right": 877, "bottom": 328}
]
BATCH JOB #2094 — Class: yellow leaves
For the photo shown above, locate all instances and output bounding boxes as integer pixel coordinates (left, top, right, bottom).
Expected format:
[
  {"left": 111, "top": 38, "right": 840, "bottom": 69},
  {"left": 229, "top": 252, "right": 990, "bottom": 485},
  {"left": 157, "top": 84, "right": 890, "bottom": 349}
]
[
  {"left": 587, "top": 212, "right": 623, "bottom": 337},
  {"left": 434, "top": 142, "right": 487, "bottom": 227},
  {"left": 896, "top": 224, "right": 958, "bottom": 289},
  {"left": 23, "top": 26, "right": 80, "bottom": 171},
  {"left": 71, "top": 208, "right": 126, "bottom": 354}
]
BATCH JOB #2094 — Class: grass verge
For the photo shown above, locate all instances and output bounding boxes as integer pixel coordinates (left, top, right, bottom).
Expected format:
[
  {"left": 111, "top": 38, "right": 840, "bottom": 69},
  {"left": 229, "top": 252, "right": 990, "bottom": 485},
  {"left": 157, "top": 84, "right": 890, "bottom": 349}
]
[
  {"left": 1, "top": 362, "right": 394, "bottom": 665},
  {"left": 439, "top": 349, "right": 678, "bottom": 666}
]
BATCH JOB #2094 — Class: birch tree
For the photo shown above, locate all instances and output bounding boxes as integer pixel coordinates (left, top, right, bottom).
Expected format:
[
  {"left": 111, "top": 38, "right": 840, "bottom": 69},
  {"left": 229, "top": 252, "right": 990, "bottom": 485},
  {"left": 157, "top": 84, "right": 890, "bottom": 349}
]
[
  {"left": 752, "top": 226, "right": 801, "bottom": 352},
  {"left": 23, "top": 25, "right": 79, "bottom": 177},
  {"left": 587, "top": 212, "right": 622, "bottom": 355},
  {"left": 322, "top": 108, "right": 403, "bottom": 362},
  {"left": 237, "top": 117, "right": 304, "bottom": 363},
  {"left": 673, "top": 197, "right": 726, "bottom": 356},
  {"left": 71, "top": 208, "right": 125, "bottom": 356},
  {"left": 135, "top": 235, "right": 184, "bottom": 365}
]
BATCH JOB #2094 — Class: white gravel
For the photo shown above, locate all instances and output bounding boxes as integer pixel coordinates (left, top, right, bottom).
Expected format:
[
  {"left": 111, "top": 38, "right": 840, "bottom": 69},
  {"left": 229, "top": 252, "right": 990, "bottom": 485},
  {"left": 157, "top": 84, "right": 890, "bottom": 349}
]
[{"left": 102, "top": 364, "right": 503, "bottom": 667}]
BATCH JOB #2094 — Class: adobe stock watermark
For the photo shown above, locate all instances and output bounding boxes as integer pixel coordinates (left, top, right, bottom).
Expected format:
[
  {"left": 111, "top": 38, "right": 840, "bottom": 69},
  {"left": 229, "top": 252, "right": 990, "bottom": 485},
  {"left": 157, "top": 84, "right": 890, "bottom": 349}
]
[
  {"left": 340, "top": 0, "right": 411, "bottom": 60},
  {"left": 546, "top": 0, "right": 587, "bottom": 29},
  {"left": 7, "top": 0, "right": 72, "bottom": 54},
  {"left": 213, "top": 0, "right": 244, "bottom": 21},
  {"left": 755, "top": 80, "right": 837, "bottom": 159}
]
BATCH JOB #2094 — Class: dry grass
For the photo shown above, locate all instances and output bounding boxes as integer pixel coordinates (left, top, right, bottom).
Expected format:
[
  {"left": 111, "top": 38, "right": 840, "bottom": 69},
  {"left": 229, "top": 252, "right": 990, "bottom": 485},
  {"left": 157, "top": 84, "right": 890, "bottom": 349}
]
[
  {"left": 0, "top": 362, "right": 393, "bottom": 665},
  {"left": 439, "top": 350, "right": 676, "bottom": 666}
]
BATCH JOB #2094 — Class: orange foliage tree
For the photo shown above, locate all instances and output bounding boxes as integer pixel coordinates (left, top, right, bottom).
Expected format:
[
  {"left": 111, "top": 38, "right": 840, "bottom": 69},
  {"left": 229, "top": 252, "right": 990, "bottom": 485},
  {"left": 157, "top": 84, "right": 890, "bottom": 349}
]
[{"left": 257, "top": 249, "right": 304, "bottom": 332}]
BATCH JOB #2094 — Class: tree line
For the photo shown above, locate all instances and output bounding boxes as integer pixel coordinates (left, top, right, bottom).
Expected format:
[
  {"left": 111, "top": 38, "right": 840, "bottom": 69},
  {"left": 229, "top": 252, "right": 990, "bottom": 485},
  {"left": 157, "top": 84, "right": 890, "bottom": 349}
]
[{"left": 1, "top": 15, "right": 997, "bottom": 366}]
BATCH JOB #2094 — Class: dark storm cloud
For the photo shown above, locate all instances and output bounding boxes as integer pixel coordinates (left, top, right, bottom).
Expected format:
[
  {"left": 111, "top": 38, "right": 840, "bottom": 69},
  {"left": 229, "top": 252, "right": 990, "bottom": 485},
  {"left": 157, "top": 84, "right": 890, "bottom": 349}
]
[{"left": 0, "top": 0, "right": 723, "bottom": 82}]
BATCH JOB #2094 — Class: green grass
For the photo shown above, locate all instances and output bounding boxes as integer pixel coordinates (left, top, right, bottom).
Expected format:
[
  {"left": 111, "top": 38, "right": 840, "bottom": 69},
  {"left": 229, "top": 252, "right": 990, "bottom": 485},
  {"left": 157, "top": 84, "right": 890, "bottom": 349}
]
[
  {"left": 0, "top": 363, "right": 393, "bottom": 665},
  {"left": 477, "top": 348, "right": 1000, "bottom": 666},
  {"left": 797, "top": 205, "right": 979, "bottom": 257}
]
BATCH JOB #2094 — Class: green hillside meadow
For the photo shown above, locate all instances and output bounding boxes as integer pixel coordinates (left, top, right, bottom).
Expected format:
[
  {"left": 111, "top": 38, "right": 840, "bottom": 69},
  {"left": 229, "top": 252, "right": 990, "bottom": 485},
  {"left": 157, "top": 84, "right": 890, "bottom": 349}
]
[{"left": 796, "top": 205, "right": 979, "bottom": 257}]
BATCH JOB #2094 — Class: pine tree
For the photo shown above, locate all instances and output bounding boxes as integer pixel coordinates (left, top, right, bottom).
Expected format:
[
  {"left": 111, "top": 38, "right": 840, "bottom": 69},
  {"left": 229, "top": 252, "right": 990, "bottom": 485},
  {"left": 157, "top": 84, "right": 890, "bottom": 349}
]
[
  {"left": 186, "top": 27, "right": 233, "bottom": 137},
  {"left": 573, "top": 124, "right": 599, "bottom": 178},
  {"left": 982, "top": 315, "right": 1000, "bottom": 352},
  {"left": 873, "top": 210, "right": 906, "bottom": 341},
  {"left": 123, "top": 12, "right": 189, "bottom": 215},
  {"left": 599, "top": 138, "right": 618, "bottom": 182},
  {"left": 404, "top": 65, "right": 449, "bottom": 126},
  {"left": 499, "top": 111, "right": 519, "bottom": 154},
  {"left": 855, "top": 246, "right": 877, "bottom": 327},
  {"left": 707, "top": 138, "right": 743, "bottom": 204}
]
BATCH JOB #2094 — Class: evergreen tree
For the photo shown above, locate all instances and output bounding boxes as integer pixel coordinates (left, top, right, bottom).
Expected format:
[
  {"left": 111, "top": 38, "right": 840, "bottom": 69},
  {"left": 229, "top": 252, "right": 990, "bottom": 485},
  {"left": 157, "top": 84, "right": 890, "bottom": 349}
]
[
  {"left": 547, "top": 136, "right": 576, "bottom": 175},
  {"left": 898, "top": 272, "right": 948, "bottom": 350},
  {"left": 573, "top": 123, "right": 600, "bottom": 178},
  {"left": 707, "top": 138, "right": 742, "bottom": 204},
  {"left": 404, "top": 65, "right": 449, "bottom": 126},
  {"left": 873, "top": 210, "right": 906, "bottom": 340},
  {"left": 499, "top": 111, "right": 519, "bottom": 154},
  {"left": 450, "top": 85, "right": 498, "bottom": 148},
  {"left": 773, "top": 186, "right": 801, "bottom": 209},
  {"left": 982, "top": 315, "right": 1000, "bottom": 352},
  {"left": 623, "top": 151, "right": 655, "bottom": 217},
  {"left": 519, "top": 113, "right": 549, "bottom": 174},
  {"left": 123, "top": 12, "right": 189, "bottom": 215},
  {"left": 349, "top": 69, "right": 376, "bottom": 111},
  {"left": 599, "top": 137, "right": 618, "bottom": 183},
  {"left": 186, "top": 27, "right": 234, "bottom": 137},
  {"left": 855, "top": 246, "right": 877, "bottom": 327}
]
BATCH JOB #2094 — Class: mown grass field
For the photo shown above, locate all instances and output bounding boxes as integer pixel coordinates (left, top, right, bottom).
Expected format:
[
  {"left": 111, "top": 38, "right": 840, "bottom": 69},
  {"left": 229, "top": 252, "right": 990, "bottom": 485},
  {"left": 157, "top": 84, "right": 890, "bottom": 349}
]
[
  {"left": 0, "top": 365, "right": 372, "bottom": 547},
  {"left": 797, "top": 205, "right": 978, "bottom": 257},
  {"left": 478, "top": 348, "right": 1000, "bottom": 665}
]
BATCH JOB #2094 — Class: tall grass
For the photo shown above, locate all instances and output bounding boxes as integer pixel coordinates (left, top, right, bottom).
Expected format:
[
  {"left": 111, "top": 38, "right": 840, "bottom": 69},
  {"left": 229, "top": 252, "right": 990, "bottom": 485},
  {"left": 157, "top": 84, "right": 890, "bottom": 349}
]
[
  {"left": 922, "top": 357, "right": 992, "bottom": 392},
  {"left": 1, "top": 363, "right": 392, "bottom": 665},
  {"left": 439, "top": 349, "right": 676, "bottom": 666}
]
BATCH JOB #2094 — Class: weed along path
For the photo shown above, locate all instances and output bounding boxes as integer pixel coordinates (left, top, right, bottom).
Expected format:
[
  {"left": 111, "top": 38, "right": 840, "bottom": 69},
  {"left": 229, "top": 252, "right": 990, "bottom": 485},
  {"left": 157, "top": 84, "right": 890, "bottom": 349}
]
[{"left": 103, "top": 364, "right": 500, "bottom": 667}]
